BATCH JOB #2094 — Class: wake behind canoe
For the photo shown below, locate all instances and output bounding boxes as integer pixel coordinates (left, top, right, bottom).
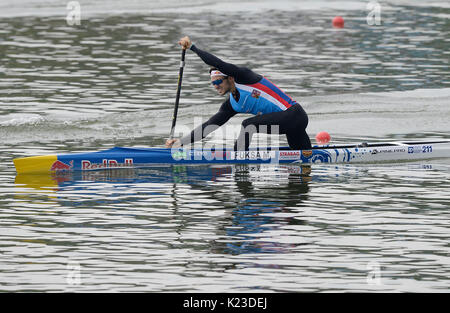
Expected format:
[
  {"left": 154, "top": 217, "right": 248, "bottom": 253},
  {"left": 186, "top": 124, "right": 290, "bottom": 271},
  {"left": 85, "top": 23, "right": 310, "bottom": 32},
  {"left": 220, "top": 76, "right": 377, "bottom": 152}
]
[{"left": 13, "top": 140, "right": 450, "bottom": 174}]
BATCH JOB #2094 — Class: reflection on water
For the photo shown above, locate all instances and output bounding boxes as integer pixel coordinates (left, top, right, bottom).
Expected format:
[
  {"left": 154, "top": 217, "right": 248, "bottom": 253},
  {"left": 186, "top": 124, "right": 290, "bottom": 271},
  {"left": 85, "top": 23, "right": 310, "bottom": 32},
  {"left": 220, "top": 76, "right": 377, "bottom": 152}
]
[{"left": 14, "top": 165, "right": 313, "bottom": 255}]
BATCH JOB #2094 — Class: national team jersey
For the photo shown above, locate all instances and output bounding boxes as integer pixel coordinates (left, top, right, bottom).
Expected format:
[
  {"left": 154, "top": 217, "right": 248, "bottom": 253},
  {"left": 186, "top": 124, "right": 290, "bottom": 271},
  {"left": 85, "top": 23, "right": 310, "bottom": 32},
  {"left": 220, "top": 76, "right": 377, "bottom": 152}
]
[{"left": 229, "top": 77, "right": 298, "bottom": 115}]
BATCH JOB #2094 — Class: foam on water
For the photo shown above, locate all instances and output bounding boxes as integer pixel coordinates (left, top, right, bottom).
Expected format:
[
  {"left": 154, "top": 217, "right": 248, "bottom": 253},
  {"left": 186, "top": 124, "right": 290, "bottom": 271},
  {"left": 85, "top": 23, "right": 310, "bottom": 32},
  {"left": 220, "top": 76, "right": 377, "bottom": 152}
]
[{"left": 0, "top": 114, "right": 46, "bottom": 126}]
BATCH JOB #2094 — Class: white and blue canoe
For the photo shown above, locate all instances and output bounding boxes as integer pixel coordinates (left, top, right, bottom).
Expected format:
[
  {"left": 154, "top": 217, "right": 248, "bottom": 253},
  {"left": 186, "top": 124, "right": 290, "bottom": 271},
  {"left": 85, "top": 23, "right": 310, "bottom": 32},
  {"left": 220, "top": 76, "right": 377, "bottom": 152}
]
[{"left": 13, "top": 140, "right": 450, "bottom": 174}]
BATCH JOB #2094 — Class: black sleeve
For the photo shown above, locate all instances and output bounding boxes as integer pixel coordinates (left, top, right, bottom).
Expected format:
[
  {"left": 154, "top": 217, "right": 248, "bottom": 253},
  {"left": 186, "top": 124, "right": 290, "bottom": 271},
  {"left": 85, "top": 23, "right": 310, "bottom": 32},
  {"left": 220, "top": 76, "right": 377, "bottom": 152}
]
[
  {"left": 179, "top": 99, "right": 237, "bottom": 146},
  {"left": 190, "top": 44, "right": 261, "bottom": 85}
]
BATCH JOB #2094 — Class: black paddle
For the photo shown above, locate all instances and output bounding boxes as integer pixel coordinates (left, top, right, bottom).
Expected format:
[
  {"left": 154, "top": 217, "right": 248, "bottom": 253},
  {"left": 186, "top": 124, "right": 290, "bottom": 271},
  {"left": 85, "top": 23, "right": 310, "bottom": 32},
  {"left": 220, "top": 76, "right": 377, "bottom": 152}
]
[{"left": 169, "top": 48, "right": 187, "bottom": 140}]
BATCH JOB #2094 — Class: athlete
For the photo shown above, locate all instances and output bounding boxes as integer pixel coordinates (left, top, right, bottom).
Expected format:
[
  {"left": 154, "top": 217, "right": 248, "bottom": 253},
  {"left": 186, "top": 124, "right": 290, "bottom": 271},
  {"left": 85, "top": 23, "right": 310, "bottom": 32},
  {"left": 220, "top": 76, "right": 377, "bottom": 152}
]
[{"left": 165, "top": 36, "right": 311, "bottom": 151}]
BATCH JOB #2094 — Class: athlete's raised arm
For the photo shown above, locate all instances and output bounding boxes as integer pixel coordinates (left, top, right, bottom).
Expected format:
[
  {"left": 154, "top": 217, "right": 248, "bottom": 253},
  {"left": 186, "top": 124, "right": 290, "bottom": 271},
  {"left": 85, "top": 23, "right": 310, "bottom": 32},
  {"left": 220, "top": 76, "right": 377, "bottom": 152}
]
[{"left": 179, "top": 36, "right": 261, "bottom": 84}]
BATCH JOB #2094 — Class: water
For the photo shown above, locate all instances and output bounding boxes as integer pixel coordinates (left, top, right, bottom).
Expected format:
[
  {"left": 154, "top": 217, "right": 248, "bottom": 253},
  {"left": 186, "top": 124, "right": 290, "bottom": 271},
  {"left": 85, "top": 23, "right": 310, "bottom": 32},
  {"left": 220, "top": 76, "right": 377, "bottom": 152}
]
[{"left": 1, "top": 0, "right": 449, "bottom": 292}]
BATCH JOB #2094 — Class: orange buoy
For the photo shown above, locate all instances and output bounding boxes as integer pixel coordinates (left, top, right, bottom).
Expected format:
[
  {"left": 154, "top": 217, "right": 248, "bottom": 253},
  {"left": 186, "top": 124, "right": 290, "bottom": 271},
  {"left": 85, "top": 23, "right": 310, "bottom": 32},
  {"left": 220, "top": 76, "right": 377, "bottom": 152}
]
[
  {"left": 316, "top": 131, "right": 331, "bottom": 144},
  {"left": 332, "top": 16, "right": 344, "bottom": 28}
]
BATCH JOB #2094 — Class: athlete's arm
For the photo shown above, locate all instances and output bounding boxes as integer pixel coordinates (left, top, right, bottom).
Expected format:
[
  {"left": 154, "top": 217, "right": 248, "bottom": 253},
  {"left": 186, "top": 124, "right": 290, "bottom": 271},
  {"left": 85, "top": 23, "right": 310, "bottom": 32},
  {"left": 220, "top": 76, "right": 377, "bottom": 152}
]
[
  {"left": 190, "top": 45, "right": 261, "bottom": 85},
  {"left": 178, "top": 98, "right": 237, "bottom": 146}
]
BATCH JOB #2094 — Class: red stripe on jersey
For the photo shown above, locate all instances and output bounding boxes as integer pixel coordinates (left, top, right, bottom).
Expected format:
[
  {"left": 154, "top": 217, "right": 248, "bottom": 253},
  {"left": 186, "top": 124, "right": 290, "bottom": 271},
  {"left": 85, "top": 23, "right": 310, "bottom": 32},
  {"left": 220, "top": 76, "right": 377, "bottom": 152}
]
[{"left": 248, "top": 82, "right": 293, "bottom": 109}]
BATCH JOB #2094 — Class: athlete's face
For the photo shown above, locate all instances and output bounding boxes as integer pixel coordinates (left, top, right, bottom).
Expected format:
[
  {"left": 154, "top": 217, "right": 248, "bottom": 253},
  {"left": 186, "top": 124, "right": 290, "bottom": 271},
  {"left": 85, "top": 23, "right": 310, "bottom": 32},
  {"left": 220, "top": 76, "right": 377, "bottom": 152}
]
[{"left": 211, "top": 75, "right": 231, "bottom": 96}]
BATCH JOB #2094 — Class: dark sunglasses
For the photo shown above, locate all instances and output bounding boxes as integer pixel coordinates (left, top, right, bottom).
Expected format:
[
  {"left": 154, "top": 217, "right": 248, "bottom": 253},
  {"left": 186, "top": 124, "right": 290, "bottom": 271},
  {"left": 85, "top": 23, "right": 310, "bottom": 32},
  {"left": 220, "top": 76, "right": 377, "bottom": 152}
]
[{"left": 211, "top": 78, "right": 227, "bottom": 86}]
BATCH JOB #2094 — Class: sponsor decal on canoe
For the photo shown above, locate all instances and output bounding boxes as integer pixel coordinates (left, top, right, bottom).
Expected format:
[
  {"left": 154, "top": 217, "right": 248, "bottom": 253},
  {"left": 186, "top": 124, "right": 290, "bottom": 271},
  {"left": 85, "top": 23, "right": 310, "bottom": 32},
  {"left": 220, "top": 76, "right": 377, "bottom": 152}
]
[
  {"left": 81, "top": 159, "right": 133, "bottom": 170},
  {"left": 302, "top": 150, "right": 313, "bottom": 158},
  {"left": 51, "top": 160, "right": 73, "bottom": 171},
  {"left": 279, "top": 151, "right": 301, "bottom": 160},
  {"left": 200, "top": 150, "right": 230, "bottom": 160},
  {"left": 371, "top": 148, "right": 406, "bottom": 155},
  {"left": 172, "top": 151, "right": 187, "bottom": 160},
  {"left": 173, "top": 150, "right": 231, "bottom": 161},
  {"left": 211, "top": 151, "right": 229, "bottom": 159}
]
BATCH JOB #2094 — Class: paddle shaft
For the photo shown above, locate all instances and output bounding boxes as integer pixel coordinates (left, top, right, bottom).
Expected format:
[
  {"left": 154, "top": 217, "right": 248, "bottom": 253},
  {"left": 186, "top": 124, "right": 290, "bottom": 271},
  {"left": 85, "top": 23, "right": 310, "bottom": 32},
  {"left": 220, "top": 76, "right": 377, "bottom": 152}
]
[{"left": 169, "top": 48, "right": 186, "bottom": 139}]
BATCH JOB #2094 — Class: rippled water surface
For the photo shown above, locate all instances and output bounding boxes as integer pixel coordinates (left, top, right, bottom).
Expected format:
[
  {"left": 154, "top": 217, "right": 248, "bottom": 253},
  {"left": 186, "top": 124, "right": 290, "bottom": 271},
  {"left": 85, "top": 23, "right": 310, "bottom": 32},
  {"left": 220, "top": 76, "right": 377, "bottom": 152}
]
[{"left": 1, "top": 0, "right": 449, "bottom": 292}]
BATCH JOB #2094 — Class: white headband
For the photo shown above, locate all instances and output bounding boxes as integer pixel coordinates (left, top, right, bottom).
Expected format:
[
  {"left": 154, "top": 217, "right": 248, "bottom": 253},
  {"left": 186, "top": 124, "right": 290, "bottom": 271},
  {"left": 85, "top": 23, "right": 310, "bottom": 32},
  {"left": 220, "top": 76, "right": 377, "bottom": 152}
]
[{"left": 210, "top": 70, "right": 227, "bottom": 77}]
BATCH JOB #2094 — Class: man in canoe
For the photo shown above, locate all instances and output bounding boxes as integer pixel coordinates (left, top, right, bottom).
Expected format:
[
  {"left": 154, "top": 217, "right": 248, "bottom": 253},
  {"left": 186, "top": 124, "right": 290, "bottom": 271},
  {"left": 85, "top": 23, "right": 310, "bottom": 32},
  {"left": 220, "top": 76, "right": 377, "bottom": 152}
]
[{"left": 165, "top": 36, "right": 311, "bottom": 151}]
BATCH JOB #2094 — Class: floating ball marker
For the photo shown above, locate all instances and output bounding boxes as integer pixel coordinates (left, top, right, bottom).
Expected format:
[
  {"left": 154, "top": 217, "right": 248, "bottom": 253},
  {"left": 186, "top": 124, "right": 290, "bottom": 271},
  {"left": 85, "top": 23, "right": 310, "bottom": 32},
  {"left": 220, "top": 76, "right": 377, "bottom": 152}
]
[
  {"left": 316, "top": 131, "right": 331, "bottom": 145},
  {"left": 332, "top": 16, "right": 344, "bottom": 28}
]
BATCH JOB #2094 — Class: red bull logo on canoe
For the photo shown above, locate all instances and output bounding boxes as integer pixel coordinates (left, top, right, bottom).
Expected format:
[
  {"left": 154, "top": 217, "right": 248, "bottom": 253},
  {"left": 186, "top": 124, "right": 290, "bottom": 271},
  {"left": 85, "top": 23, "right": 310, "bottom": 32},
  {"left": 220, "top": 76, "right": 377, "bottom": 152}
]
[
  {"left": 81, "top": 158, "right": 133, "bottom": 170},
  {"left": 51, "top": 160, "right": 73, "bottom": 171}
]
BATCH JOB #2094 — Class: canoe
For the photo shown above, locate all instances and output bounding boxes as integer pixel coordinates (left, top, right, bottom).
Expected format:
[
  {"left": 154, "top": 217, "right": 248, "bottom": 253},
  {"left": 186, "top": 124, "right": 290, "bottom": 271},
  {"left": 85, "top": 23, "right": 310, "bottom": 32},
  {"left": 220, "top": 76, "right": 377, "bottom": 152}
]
[{"left": 13, "top": 140, "right": 450, "bottom": 174}]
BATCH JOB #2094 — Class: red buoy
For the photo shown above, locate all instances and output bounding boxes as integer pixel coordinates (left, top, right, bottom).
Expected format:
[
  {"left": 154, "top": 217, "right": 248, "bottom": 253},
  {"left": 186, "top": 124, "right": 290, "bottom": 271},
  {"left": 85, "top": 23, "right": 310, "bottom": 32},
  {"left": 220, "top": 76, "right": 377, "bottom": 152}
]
[
  {"left": 316, "top": 131, "right": 331, "bottom": 145},
  {"left": 332, "top": 16, "right": 344, "bottom": 28}
]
